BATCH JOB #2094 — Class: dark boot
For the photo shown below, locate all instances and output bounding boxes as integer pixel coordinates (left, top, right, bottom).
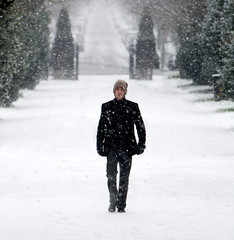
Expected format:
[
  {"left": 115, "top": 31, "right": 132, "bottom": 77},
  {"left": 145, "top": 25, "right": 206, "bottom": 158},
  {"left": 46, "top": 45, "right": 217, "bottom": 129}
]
[
  {"left": 108, "top": 202, "right": 116, "bottom": 212},
  {"left": 118, "top": 208, "right": 126, "bottom": 213}
]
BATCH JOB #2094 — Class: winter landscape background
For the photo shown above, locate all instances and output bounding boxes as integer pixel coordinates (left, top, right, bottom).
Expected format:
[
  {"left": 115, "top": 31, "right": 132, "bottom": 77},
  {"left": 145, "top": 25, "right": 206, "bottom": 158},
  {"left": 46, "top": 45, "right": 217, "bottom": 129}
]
[{"left": 0, "top": 0, "right": 234, "bottom": 240}]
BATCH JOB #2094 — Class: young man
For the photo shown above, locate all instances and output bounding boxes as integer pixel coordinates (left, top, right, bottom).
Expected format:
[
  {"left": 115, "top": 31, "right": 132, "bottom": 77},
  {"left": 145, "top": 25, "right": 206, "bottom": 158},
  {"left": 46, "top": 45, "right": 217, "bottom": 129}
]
[{"left": 97, "top": 80, "right": 146, "bottom": 213}]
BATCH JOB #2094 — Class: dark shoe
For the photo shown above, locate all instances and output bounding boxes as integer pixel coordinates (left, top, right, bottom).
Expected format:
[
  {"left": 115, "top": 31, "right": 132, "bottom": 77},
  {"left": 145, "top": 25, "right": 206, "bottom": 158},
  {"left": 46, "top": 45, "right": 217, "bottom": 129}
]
[
  {"left": 118, "top": 208, "right": 125, "bottom": 213},
  {"left": 108, "top": 204, "right": 116, "bottom": 212}
]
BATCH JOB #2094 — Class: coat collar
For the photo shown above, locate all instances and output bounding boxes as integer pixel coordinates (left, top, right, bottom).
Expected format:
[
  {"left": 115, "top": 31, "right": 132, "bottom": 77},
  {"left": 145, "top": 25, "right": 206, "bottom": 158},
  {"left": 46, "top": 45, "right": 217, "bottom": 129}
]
[{"left": 113, "top": 98, "right": 126, "bottom": 104}]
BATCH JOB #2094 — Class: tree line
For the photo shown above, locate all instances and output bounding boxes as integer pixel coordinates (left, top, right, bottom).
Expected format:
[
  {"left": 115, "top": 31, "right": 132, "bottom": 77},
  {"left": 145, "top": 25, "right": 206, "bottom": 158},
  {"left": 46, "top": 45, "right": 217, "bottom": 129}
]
[
  {"left": 0, "top": 0, "right": 233, "bottom": 106},
  {"left": 122, "top": 0, "right": 233, "bottom": 99},
  {"left": 0, "top": 0, "right": 50, "bottom": 107},
  {"left": 0, "top": 0, "right": 76, "bottom": 107}
]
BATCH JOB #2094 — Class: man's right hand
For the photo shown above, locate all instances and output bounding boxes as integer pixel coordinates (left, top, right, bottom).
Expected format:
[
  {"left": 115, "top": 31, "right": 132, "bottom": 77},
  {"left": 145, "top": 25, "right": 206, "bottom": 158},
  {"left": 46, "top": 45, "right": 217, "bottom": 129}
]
[{"left": 97, "top": 150, "right": 107, "bottom": 157}]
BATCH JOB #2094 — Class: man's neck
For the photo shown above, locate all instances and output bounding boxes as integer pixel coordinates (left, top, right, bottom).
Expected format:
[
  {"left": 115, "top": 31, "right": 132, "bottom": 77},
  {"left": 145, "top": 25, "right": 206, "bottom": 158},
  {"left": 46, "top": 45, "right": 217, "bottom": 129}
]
[{"left": 115, "top": 97, "right": 125, "bottom": 102}]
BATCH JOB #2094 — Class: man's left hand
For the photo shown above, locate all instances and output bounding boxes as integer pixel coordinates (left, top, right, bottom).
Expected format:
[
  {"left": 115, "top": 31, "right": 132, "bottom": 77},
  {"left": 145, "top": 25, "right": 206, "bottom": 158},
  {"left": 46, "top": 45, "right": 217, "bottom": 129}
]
[{"left": 136, "top": 146, "right": 144, "bottom": 155}]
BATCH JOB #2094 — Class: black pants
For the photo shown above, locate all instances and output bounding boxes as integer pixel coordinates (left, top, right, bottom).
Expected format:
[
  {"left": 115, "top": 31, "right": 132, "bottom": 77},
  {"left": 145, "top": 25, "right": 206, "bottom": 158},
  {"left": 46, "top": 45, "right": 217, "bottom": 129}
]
[{"left": 106, "top": 150, "right": 132, "bottom": 210}]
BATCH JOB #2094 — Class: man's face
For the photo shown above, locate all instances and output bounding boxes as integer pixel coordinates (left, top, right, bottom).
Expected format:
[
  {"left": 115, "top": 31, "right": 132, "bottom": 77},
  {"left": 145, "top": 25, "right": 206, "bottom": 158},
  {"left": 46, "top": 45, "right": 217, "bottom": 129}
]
[{"left": 114, "top": 86, "right": 125, "bottom": 101}]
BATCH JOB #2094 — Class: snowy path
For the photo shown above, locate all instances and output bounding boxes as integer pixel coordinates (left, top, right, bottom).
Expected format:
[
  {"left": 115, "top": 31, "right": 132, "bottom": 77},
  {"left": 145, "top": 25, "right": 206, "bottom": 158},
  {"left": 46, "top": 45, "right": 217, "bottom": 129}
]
[
  {"left": 79, "top": 2, "right": 129, "bottom": 74},
  {"left": 0, "top": 75, "right": 234, "bottom": 240}
]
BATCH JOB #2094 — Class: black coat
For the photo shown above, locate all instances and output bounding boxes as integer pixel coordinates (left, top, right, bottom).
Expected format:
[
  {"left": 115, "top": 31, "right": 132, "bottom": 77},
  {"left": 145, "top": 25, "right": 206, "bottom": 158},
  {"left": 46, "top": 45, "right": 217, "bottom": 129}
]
[{"left": 97, "top": 98, "right": 146, "bottom": 156}]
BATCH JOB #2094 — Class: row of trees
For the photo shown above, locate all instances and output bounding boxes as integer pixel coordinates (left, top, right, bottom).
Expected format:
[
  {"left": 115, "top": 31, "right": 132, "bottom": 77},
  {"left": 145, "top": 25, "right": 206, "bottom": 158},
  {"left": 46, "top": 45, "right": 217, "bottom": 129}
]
[
  {"left": 0, "top": 0, "right": 78, "bottom": 106},
  {"left": 1, "top": 0, "right": 233, "bottom": 105},
  {"left": 176, "top": 0, "right": 233, "bottom": 92},
  {"left": 0, "top": 0, "right": 50, "bottom": 107},
  {"left": 122, "top": 0, "right": 233, "bottom": 99}
]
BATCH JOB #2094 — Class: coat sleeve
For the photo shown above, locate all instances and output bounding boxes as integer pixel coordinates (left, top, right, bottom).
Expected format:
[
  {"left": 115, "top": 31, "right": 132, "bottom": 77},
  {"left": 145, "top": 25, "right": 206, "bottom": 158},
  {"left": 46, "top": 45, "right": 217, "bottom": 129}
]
[
  {"left": 96, "top": 104, "right": 108, "bottom": 156},
  {"left": 134, "top": 103, "right": 146, "bottom": 148}
]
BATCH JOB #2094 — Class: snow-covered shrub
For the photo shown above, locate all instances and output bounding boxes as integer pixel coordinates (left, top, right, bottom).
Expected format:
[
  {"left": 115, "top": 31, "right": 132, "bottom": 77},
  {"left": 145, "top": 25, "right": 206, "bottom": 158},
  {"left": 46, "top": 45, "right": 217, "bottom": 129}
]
[
  {"left": 136, "top": 8, "right": 159, "bottom": 80},
  {"left": 0, "top": 0, "right": 50, "bottom": 106},
  {"left": 51, "top": 8, "right": 74, "bottom": 79}
]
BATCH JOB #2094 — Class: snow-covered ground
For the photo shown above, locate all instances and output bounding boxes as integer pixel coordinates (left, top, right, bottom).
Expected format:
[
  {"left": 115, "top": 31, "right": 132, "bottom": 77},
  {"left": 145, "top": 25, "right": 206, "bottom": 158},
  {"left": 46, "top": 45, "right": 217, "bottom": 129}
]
[
  {"left": 1, "top": 1, "right": 234, "bottom": 239},
  {"left": 0, "top": 74, "right": 234, "bottom": 240}
]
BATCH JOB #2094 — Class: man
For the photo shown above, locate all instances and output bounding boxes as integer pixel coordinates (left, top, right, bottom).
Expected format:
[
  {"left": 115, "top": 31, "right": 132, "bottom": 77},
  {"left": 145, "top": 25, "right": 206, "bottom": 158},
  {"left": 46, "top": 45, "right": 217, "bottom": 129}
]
[{"left": 97, "top": 80, "right": 146, "bottom": 213}]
